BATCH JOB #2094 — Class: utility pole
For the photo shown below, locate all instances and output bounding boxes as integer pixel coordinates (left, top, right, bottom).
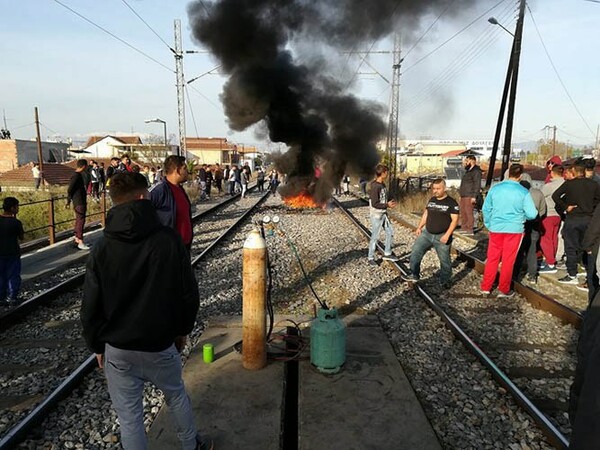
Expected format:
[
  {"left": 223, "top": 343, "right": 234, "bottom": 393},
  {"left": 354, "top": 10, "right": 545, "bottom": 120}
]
[
  {"left": 485, "top": 0, "right": 526, "bottom": 187},
  {"left": 386, "top": 32, "right": 402, "bottom": 197},
  {"left": 595, "top": 124, "right": 599, "bottom": 158},
  {"left": 34, "top": 107, "right": 44, "bottom": 172},
  {"left": 174, "top": 19, "right": 186, "bottom": 158},
  {"left": 552, "top": 125, "right": 557, "bottom": 155}
]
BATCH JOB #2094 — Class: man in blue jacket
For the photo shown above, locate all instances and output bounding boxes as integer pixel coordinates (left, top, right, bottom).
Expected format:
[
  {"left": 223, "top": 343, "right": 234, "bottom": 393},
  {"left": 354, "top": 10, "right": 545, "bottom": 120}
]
[
  {"left": 149, "top": 155, "right": 193, "bottom": 250},
  {"left": 480, "top": 164, "right": 538, "bottom": 298}
]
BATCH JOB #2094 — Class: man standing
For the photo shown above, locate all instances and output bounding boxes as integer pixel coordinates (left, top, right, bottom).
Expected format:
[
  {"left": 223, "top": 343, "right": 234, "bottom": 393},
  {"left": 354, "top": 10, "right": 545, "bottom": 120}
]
[
  {"left": 66, "top": 159, "right": 90, "bottom": 250},
  {"left": 539, "top": 165, "right": 564, "bottom": 273},
  {"left": 150, "top": 155, "right": 193, "bottom": 250},
  {"left": 553, "top": 163, "right": 600, "bottom": 284},
  {"left": 458, "top": 155, "right": 481, "bottom": 236},
  {"left": 81, "top": 172, "right": 211, "bottom": 450},
  {"left": 480, "top": 164, "right": 538, "bottom": 298},
  {"left": 367, "top": 164, "right": 399, "bottom": 265},
  {"left": 402, "top": 179, "right": 459, "bottom": 288},
  {"left": 31, "top": 162, "right": 41, "bottom": 190}
]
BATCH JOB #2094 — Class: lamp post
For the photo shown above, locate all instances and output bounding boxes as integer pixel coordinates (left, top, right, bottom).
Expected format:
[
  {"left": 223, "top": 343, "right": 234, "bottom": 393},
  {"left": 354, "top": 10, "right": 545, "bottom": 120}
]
[
  {"left": 487, "top": 17, "right": 514, "bottom": 37},
  {"left": 145, "top": 118, "right": 169, "bottom": 155}
]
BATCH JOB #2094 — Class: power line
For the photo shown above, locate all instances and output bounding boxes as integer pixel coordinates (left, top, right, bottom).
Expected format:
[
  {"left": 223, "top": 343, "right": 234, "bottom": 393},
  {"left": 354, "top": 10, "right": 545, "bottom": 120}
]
[
  {"left": 403, "top": 0, "right": 457, "bottom": 59},
  {"left": 40, "top": 123, "right": 62, "bottom": 136},
  {"left": 51, "top": 0, "right": 173, "bottom": 73},
  {"left": 119, "top": 0, "right": 174, "bottom": 53},
  {"left": 184, "top": 85, "right": 201, "bottom": 139},
  {"left": 187, "top": 84, "right": 221, "bottom": 110},
  {"left": 403, "top": 0, "right": 509, "bottom": 74},
  {"left": 402, "top": 2, "right": 516, "bottom": 113},
  {"left": 526, "top": 4, "right": 596, "bottom": 139}
]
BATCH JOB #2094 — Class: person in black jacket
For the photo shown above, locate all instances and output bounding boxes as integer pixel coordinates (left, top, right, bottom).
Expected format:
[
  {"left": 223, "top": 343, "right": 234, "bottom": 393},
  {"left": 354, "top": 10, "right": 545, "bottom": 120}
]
[
  {"left": 81, "top": 172, "right": 211, "bottom": 450},
  {"left": 553, "top": 163, "right": 600, "bottom": 284},
  {"left": 66, "top": 159, "right": 89, "bottom": 250},
  {"left": 367, "top": 164, "right": 398, "bottom": 264},
  {"left": 458, "top": 155, "right": 482, "bottom": 236}
]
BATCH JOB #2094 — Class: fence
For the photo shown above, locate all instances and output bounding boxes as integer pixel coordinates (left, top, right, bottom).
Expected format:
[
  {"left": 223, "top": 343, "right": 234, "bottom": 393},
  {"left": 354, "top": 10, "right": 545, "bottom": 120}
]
[{"left": 17, "top": 193, "right": 107, "bottom": 246}]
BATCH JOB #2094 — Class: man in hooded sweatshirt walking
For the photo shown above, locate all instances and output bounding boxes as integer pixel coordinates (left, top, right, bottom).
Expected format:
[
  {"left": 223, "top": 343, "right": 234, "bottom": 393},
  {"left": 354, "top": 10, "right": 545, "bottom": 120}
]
[{"left": 81, "top": 172, "right": 211, "bottom": 450}]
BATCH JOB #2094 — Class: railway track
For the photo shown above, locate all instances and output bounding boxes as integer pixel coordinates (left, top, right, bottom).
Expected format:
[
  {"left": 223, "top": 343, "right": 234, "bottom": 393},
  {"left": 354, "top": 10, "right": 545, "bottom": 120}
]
[
  {"left": 334, "top": 196, "right": 575, "bottom": 449},
  {"left": 0, "top": 189, "right": 270, "bottom": 449}
]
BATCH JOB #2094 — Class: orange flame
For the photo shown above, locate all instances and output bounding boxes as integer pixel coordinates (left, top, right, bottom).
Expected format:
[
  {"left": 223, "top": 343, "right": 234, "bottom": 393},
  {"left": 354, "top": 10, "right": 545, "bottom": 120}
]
[{"left": 283, "top": 191, "right": 322, "bottom": 209}]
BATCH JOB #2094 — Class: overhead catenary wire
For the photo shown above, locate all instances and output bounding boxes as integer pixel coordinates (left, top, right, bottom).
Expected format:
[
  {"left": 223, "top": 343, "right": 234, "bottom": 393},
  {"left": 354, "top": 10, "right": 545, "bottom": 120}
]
[
  {"left": 184, "top": 85, "right": 201, "bottom": 140},
  {"left": 526, "top": 4, "right": 596, "bottom": 139},
  {"left": 402, "top": 0, "right": 510, "bottom": 74},
  {"left": 401, "top": 0, "right": 516, "bottom": 113},
  {"left": 403, "top": 0, "right": 457, "bottom": 60},
  {"left": 51, "top": 0, "right": 173, "bottom": 73},
  {"left": 119, "top": 0, "right": 174, "bottom": 53}
]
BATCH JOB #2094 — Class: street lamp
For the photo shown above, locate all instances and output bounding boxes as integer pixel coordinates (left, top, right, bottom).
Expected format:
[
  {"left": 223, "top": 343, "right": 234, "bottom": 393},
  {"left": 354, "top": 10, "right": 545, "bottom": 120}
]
[
  {"left": 145, "top": 118, "right": 169, "bottom": 154},
  {"left": 488, "top": 17, "right": 514, "bottom": 37}
]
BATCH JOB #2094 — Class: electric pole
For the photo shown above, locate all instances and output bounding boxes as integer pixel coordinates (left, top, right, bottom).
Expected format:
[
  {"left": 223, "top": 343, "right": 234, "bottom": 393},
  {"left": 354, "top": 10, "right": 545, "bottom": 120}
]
[
  {"left": 34, "top": 107, "right": 44, "bottom": 172},
  {"left": 386, "top": 32, "right": 402, "bottom": 197},
  {"left": 174, "top": 19, "right": 186, "bottom": 158},
  {"left": 485, "top": 0, "right": 526, "bottom": 187}
]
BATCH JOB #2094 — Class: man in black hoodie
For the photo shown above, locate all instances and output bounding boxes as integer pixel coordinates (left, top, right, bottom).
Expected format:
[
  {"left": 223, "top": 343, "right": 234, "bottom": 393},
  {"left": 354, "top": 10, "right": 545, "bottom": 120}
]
[
  {"left": 458, "top": 155, "right": 482, "bottom": 236},
  {"left": 81, "top": 173, "right": 211, "bottom": 450}
]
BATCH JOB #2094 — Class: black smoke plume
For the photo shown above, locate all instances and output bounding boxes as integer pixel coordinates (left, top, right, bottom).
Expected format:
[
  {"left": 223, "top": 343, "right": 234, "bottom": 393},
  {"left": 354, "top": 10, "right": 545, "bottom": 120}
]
[{"left": 187, "top": 0, "right": 476, "bottom": 202}]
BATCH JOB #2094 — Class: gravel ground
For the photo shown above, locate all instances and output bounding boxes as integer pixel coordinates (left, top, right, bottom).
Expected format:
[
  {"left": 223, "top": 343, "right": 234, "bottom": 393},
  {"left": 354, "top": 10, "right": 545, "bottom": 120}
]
[{"left": 9, "top": 192, "right": 572, "bottom": 449}]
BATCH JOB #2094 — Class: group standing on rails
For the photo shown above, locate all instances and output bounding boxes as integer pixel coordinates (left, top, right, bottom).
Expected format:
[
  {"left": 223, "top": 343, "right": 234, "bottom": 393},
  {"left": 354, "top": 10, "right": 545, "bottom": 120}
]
[{"left": 366, "top": 156, "right": 600, "bottom": 449}]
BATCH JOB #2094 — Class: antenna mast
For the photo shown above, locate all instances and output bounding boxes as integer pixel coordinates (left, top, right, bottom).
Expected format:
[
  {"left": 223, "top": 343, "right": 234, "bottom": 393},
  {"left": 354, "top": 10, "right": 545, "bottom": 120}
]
[{"left": 174, "top": 19, "right": 186, "bottom": 157}]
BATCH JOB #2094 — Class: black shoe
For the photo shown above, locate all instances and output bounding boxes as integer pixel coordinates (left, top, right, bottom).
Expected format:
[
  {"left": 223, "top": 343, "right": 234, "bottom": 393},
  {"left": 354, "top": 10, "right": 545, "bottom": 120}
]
[
  {"left": 402, "top": 273, "right": 419, "bottom": 282},
  {"left": 196, "top": 438, "right": 214, "bottom": 450},
  {"left": 441, "top": 282, "right": 452, "bottom": 289},
  {"left": 368, "top": 259, "right": 379, "bottom": 266}
]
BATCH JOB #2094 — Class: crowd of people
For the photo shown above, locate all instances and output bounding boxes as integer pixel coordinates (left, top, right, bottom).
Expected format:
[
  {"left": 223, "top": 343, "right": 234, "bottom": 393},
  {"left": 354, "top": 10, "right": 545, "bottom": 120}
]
[{"left": 366, "top": 156, "right": 600, "bottom": 448}]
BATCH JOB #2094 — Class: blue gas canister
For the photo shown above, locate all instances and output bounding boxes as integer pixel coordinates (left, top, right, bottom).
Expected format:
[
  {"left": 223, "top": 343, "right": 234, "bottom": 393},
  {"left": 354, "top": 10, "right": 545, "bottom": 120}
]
[{"left": 310, "top": 308, "right": 346, "bottom": 374}]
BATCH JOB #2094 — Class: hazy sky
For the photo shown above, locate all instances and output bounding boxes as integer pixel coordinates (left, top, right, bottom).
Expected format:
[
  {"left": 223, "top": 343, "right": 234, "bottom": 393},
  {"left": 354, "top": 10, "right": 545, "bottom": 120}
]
[{"left": 1, "top": 0, "right": 598, "bottom": 149}]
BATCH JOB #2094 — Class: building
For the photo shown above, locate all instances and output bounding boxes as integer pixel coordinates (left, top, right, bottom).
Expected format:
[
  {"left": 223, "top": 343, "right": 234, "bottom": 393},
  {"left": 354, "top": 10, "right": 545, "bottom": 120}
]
[
  {"left": 185, "top": 137, "right": 258, "bottom": 167},
  {"left": 0, "top": 163, "right": 74, "bottom": 190},
  {"left": 0, "top": 139, "right": 70, "bottom": 174},
  {"left": 79, "top": 135, "right": 143, "bottom": 159},
  {"left": 404, "top": 142, "right": 467, "bottom": 174}
]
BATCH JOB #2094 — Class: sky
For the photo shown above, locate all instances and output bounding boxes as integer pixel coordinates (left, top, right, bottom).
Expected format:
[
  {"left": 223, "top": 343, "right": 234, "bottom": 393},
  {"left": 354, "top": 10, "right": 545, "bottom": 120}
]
[{"left": 1, "top": 0, "right": 598, "bottom": 151}]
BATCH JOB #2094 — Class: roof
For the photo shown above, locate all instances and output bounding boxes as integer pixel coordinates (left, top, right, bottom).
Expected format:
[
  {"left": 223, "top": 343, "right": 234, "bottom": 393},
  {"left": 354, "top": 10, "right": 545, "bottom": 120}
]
[
  {"left": 186, "top": 137, "right": 235, "bottom": 151},
  {"left": 84, "top": 135, "right": 143, "bottom": 147},
  {"left": 0, "top": 163, "right": 75, "bottom": 186},
  {"left": 480, "top": 163, "right": 546, "bottom": 182},
  {"left": 440, "top": 149, "right": 482, "bottom": 158}
]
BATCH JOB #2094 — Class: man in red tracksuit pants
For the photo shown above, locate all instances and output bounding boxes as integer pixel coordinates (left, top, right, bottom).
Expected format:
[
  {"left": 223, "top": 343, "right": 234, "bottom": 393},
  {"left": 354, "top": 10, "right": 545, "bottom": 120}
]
[{"left": 480, "top": 164, "right": 538, "bottom": 298}]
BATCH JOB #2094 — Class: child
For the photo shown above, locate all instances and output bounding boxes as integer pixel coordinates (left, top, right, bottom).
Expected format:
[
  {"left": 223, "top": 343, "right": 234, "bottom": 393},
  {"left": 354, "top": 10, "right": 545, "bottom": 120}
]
[{"left": 0, "top": 197, "right": 24, "bottom": 306}]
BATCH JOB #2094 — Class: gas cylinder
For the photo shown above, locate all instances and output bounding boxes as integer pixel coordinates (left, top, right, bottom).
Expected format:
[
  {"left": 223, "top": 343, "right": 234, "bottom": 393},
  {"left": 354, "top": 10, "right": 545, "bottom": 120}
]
[{"left": 310, "top": 308, "right": 346, "bottom": 374}]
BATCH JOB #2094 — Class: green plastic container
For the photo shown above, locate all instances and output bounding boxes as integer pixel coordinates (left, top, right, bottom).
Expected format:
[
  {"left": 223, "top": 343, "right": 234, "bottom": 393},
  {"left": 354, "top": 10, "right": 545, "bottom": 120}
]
[{"left": 310, "top": 308, "right": 346, "bottom": 374}]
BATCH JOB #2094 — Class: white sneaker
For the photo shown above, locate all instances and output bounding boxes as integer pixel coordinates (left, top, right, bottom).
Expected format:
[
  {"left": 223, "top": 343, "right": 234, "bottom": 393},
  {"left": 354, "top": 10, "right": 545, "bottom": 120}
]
[{"left": 77, "top": 243, "right": 90, "bottom": 251}]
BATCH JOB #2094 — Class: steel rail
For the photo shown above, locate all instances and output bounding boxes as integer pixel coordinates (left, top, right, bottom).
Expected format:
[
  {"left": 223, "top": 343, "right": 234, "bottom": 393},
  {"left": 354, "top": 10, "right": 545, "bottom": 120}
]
[
  {"left": 354, "top": 196, "right": 583, "bottom": 329},
  {"left": 333, "top": 197, "right": 570, "bottom": 450},
  {"left": 0, "top": 190, "right": 251, "bottom": 333},
  {"left": 0, "top": 191, "right": 269, "bottom": 449}
]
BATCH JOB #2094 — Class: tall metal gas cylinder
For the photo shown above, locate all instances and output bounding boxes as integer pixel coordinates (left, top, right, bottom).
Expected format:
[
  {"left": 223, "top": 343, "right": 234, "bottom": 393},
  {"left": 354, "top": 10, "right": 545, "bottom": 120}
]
[{"left": 310, "top": 308, "right": 346, "bottom": 374}]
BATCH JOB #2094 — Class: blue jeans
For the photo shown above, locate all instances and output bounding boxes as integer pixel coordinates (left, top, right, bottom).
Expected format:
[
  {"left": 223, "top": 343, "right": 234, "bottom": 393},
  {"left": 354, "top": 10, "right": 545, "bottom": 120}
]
[
  {"left": 368, "top": 213, "right": 394, "bottom": 259},
  {"left": 0, "top": 256, "right": 21, "bottom": 300},
  {"left": 409, "top": 229, "right": 452, "bottom": 283},
  {"left": 104, "top": 344, "right": 201, "bottom": 450}
]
